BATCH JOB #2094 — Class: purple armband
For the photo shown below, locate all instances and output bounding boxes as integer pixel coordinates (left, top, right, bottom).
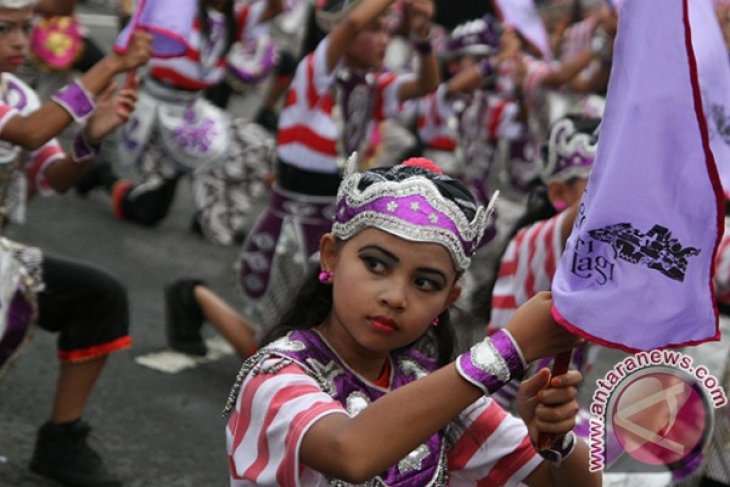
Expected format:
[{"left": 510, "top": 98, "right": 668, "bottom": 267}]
[
  {"left": 456, "top": 329, "right": 526, "bottom": 395},
  {"left": 412, "top": 29, "right": 433, "bottom": 55},
  {"left": 71, "top": 130, "right": 101, "bottom": 163},
  {"left": 479, "top": 59, "right": 494, "bottom": 78},
  {"left": 536, "top": 431, "right": 576, "bottom": 467},
  {"left": 51, "top": 80, "right": 95, "bottom": 123},
  {"left": 414, "top": 38, "right": 433, "bottom": 55}
]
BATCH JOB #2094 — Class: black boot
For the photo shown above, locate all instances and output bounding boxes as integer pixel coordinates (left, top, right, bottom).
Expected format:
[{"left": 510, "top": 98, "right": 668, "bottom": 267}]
[
  {"left": 164, "top": 279, "right": 207, "bottom": 356},
  {"left": 75, "top": 161, "right": 118, "bottom": 197},
  {"left": 254, "top": 107, "right": 279, "bottom": 133},
  {"left": 29, "top": 419, "right": 122, "bottom": 487}
]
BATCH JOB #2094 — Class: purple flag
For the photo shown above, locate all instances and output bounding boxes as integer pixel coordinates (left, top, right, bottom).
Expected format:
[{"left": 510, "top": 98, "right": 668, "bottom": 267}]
[
  {"left": 695, "top": 1, "right": 730, "bottom": 199},
  {"left": 551, "top": 0, "right": 724, "bottom": 352},
  {"left": 492, "top": 0, "right": 552, "bottom": 60},
  {"left": 114, "top": 0, "right": 197, "bottom": 58}
]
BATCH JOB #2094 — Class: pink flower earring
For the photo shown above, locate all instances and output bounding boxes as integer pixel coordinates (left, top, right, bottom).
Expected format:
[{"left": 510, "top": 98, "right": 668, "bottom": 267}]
[
  {"left": 318, "top": 270, "right": 333, "bottom": 284},
  {"left": 431, "top": 317, "right": 440, "bottom": 327}
]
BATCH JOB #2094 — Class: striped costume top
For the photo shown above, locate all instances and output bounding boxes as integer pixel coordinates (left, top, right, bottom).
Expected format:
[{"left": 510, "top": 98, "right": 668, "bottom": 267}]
[
  {"left": 0, "top": 73, "right": 65, "bottom": 224},
  {"left": 226, "top": 330, "right": 541, "bottom": 486},
  {"left": 490, "top": 211, "right": 568, "bottom": 329},
  {"left": 149, "top": 0, "right": 267, "bottom": 91},
  {"left": 276, "top": 36, "right": 413, "bottom": 174}
]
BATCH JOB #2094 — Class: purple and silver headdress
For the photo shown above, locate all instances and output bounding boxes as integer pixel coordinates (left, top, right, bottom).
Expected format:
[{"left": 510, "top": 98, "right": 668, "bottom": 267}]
[
  {"left": 332, "top": 155, "right": 497, "bottom": 271},
  {"left": 447, "top": 15, "right": 501, "bottom": 58},
  {"left": 540, "top": 116, "right": 599, "bottom": 183}
]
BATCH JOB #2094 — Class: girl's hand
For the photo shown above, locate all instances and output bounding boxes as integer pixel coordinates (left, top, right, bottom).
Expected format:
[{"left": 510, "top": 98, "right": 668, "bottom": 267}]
[
  {"left": 404, "top": 0, "right": 434, "bottom": 38},
  {"left": 84, "top": 82, "right": 139, "bottom": 145},
  {"left": 505, "top": 292, "right": 582, "bottom": 363},
  {"left": 113, "top": 30, "right": 154, "bottom": 72},
  {"left": 516, "top": 368, "right": 582, "bottom": 446}
]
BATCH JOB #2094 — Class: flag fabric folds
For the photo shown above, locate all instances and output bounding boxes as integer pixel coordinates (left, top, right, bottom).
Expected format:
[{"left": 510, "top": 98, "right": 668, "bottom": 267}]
[
  {"left": 114, "top": 0, "right": 197, "bottom": 58},
  {"left": 491, "top": 0, "right": 552, "bottom": 60},
  {"left": 551, "top": 0, "right": 724, "bottom": 351}
]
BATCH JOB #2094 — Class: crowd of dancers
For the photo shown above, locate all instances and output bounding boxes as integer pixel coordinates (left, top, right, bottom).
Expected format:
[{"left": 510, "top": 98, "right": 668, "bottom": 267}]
[{"left": 0, "top": 0, "right": 729, "bottom": 486}]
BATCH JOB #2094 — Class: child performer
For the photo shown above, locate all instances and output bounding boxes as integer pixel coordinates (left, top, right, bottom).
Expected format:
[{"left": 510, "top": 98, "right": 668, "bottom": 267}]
[
  {"left": 0, "top": 0, "right": 152, "bottom": 484},
  {"left": 77, "top": 0, "right": 284, "bottom": 246},
  {"left": 224, "top": 157, "right": 601, "bottom": 486},
  {"left": 487, "top": 115, "right": 600, "bottom": 420},
  {"left": 236, "top": 0, "right": 440, "bottom": 331}
]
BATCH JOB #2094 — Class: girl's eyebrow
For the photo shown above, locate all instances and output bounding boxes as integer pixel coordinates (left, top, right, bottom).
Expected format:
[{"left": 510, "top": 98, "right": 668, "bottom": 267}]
[
  {"left": 358, "top": 245, "right": 398, "bottom": 262},
  {"left": 359, "top": 245, "right": 449, "bottom": 281}
]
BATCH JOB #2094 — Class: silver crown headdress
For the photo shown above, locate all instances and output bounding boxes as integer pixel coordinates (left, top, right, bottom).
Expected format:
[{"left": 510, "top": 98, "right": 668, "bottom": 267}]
[{"left": 331, "top": 154, "right": 497, "bottom": 271}]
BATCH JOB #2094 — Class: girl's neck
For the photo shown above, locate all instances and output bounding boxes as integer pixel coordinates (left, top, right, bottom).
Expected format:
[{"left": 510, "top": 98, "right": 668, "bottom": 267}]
[{"left": 314, "top": 321, "right": 389, "bottom": 383}]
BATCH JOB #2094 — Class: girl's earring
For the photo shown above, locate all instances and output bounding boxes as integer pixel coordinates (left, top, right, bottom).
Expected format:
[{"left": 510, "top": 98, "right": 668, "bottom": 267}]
[
  {"left": 552, "top": 200, "right": 568, "bottom": 211},
  {"left": 318, "top": 270, "right": 333, "bottom": 284},
  {"left": 431, "top": 317, "right": 440, "bottom": 327}
]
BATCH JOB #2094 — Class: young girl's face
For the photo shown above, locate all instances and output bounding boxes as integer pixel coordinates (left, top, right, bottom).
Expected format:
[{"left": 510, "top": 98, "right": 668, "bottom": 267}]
[
  {"left": 321, "top": 228, "right": 460, "bottom": 358},
  {"left": 346, "top": 17, "right": 390, "bottom": 70},
  {"left": 0, "top": 7, "right": 32, "bottom": 73}
]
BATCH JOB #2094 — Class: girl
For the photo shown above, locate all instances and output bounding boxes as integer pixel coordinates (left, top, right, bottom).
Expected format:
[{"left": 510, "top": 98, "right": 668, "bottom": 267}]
[
  {"left": 487, "top": 115, "right": 600, "bottom": 424},
  {"left": 224, "top": 157, "right": 601, "bottom": 486},
  {"left": 236, "top": 0, "right": 440, "bottom": 332},
  {"left": 77, "top": 0, "right": 284, "bottom": 246},
  {"left": 0, "top": 0, "right": 151, "bottom": 484}
]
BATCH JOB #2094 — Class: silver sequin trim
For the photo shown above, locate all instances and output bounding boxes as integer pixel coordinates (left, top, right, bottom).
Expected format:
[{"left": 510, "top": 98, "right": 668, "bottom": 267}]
[{"left": 470, "top": 339, "right": 510, "bottom": 383}]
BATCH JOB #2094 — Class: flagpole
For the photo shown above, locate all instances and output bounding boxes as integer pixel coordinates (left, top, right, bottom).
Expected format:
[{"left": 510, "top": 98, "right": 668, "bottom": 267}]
[{"left": 536, "top": 350, "right": 573, "bottom": 449}]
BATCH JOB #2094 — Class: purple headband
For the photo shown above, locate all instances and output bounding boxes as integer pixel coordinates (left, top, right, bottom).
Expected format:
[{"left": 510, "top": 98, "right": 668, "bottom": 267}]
[
  {"left": 331, "top": 155, "right": 496, "bottom": 271},
  {"left": 541, "top": 117, "right": 598, "bottom": 183},
  {"left": 447, "top": 16, "right": 501, "bottom": 58}
]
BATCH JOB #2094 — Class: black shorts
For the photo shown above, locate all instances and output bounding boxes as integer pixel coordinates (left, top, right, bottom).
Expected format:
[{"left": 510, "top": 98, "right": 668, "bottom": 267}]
[{"left": 37, "top": 255, "right": 130, "bottom": 363}]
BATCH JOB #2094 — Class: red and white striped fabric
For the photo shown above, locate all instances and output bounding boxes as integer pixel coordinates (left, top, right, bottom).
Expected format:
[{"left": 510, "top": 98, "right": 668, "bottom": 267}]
[
  {"left": 227, "top": 359, "right": 541, "bottom": 486},
  {"left": 277, "top": 36, "right": 413, "bottom": 174},
  {"left": 414, "top": 85, "right": 458, "bottom": 152},
  {"left": 149, "top": 1, "right": 266, "bottom": 91},
  {"left": 490, "top": 211, "right": 569, "bottom": 330},
  {"left": 0, "top": 74, "right": 64, "bottom": 198},
  {"left": 559, "top": 17, "right": 598, "bottom": 61},
  {"left": 715, "top": 218, "right": 730, "bottom": 305}
]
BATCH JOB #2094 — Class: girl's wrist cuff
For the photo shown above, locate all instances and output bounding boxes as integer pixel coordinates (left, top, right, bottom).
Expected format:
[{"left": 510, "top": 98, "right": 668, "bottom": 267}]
[
  {"left": 456, "top": 329, "right": 526, "bottom": 395},
  {"left": 71, "top": 130, "right": 101, "bottom": 163},
  {"left": 536, "top": 431, "right": 577, "bottom": 467},
  {"left": 51, "top": 80, "right": 95, "bottom": 123}
]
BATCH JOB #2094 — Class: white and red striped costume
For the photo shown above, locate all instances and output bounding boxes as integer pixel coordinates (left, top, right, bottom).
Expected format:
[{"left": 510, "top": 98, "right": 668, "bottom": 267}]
[
  {"left": 227, "top": 363, "right": 540, "bottom": 486},
  {"left": 414, "top": 84, "right": 458, "bottom": 153},
  {"left": 276, "top": 35, "right": 413, "bottom": 173},
  {"left": 0, "top": 73, "right": 64, "bottom": 223},
  {"left": 150, "top": 0, "right": 266, "bottom": 90},
  {"left": 490, "top": 211, "right": 568, "bottom": 330},
  {"left": 714, "top": 218, "right": 730, "bottom": 305}
]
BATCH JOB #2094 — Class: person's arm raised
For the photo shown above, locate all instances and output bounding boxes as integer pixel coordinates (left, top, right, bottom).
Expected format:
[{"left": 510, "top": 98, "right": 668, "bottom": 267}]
[
  {"left": 396, "top": 0, "right": 440, "bottom": 101},
  {"left": 325, "top": 0, "right": 395, "bottom": 72},
  {"left": 0, "top": 30, "right": 151, "bottom": 150},
  {"left": 300, "top": 292, "right": 580, "bottom": 483}
]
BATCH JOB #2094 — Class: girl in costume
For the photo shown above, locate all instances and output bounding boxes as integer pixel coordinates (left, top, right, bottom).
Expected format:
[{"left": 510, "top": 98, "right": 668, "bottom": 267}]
[
  {"left": 224, "top": 157, "right": 601, "bottom": 486},
  {"left": 237, "top": 0, "right": 440, "bottom": 332},
  {"left": 78, "top": 0, "right": 284, "bottom": 246},
  {"left": 487, "top": 115, "right": 600, "bottom": 427},
  {"left": 0, "top": 0, "right": 152, "bottom": 483}
]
